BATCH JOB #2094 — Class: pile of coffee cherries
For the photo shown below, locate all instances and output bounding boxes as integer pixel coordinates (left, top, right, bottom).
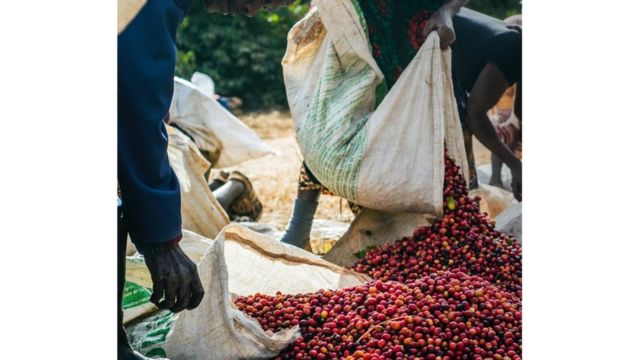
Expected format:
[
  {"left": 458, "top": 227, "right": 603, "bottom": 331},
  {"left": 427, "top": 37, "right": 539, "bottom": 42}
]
[
  {"left": 235, "top": 271, "right": 521, "bottom": 359},
  {"left": 353, "top": 155, "right": 521, "bottom": 295},
  {"left": 234, "top": 153, "right": 522, "bottom": 358}
]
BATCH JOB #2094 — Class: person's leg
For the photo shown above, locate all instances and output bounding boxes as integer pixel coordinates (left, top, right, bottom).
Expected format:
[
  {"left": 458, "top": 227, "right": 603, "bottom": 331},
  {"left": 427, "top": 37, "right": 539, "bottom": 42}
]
[
  {"left": 119, "top": 206, "right": 154, "bottom": 360},
  {"left": 280, "top": 188, "right": 320, "bottom": 249},
  {"left": 280, "top": 163, "right": 322, "bottom": 250},
  {"left": 514, "top": 81, "right": 522, "bottom": 125},
  {"left": 220, "top": 171, "right": 263, "bottom": 221},
  {"left": 119, "top": 206, "right": 160, "bottom": 360},
  {"left": 213, "top": 180, "right": 245, "bottom": 211},
  {"left": 509, "top": 124, "right": 520, "bottom": 154},
  {"left": 118, "top": 206, "right": 130, "bottom": 357},
  {"left": 489, "top": 109, "right": 511, "bottom": 187},
  {"left": 512, "top": 83, "right": 522, "bottom": 161},
  {"left": 466, "top": 63, "right": 522, "bottom": 200},
  {"left": 490, "top": 153, "right": 503, "bottom": 187},
  {"left": 208, "top": 170, "right": 229, "bottom": 192}
]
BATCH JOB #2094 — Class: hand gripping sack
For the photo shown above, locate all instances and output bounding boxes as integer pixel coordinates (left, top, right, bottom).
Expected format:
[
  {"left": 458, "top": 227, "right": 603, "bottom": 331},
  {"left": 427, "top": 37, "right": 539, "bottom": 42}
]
[
  {"left": 283, "top": 2, "right": 468, "bottom": 215},
  {"left": 122, "top": 127, "right": 230, "bottom": 324},
  {"left": 126, "top": 226, "right": 370, "bottom": 359}
]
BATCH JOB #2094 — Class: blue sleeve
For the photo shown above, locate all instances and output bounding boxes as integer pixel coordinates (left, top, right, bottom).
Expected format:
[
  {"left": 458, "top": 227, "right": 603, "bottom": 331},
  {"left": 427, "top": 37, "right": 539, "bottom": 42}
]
[{"left": 118, "top": 0, "right": 192, "bottom": 245}]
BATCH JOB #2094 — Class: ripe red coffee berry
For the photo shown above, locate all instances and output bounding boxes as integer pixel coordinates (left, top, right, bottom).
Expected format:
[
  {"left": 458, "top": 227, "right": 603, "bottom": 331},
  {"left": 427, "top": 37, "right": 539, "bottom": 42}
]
[
  {"left": 233, "top": 151, "right": 522, "bottom": 359},
  {"left": 352, "top": 153, "right": 522, "bottom": 295},
  {"left": 235, "top": 271, "right": 521, "bottom": 359}
]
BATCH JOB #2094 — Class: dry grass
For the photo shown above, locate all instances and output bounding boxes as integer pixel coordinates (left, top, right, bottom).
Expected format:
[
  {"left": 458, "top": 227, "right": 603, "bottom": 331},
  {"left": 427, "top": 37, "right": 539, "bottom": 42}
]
[{"left": 238, "top": 111, "right": 295, "bottom": 140}]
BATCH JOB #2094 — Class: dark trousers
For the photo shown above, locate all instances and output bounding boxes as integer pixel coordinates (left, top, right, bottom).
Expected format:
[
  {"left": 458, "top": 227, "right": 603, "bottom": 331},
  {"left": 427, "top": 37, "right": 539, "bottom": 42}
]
[{"left": 118, "top": 206, "right": 130, "bottom": 357}]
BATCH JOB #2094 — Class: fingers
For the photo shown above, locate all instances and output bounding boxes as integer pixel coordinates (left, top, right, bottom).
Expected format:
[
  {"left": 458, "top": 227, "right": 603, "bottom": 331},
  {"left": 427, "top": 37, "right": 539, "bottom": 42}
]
[
  {"left": 150, "top": 279, "right": 165, "bottom": 307},
  {"left": 440, "top": 33, "right": 456, "bottom": 50},
  {"left": 440, "top": 37, "right": 451, "bottom": 50},
  {"left": 152, "top": 271, "right": 204, "bottom": 312},
  {"left": 438, "top": 28, "right": 456, "bottom": 49},
  {"left": 170, "top": 268, "right": 205, "bottom": 312},
  {"left": 188, "top": 274, "right": 205, "bottom": 310},
  {"left": 158, "top": 280, "right": 178, "bottom": 310},
  {"left": 423, "top": 22, "right": 455, "bottom": 49},
  {"left": 146, "top": 247, "right": 205, "bottom": 313},
  {"left": 170, "top": 282, "right": 191, "bottom": 313}
]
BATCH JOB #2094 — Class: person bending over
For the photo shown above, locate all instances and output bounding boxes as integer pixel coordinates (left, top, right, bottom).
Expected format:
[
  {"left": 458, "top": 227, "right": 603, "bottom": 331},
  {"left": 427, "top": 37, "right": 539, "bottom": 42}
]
[
  {"left": 118, "top": 1, "right": 293, "bottom": 359},
  {"left": 450, "top": 8, "right": 522, "bottom": 200}
]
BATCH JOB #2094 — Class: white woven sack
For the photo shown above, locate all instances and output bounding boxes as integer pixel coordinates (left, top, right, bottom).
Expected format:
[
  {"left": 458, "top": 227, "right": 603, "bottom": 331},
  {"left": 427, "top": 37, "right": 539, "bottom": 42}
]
[
  {"left": 124, "top": 127, "right": 230, "bottom": 256},
  {"left": 169, "top": 77, "right": 274, "bottom": 168},
  {"left": 191, "top": 71, "right": 215, "bottom": 97},
  {"left": 470, "top": 183, "right": 517, "bottom": 219},
  {"left": 283, "top": 1, "right": 468, "bottom": 215},
  {"left": 495, "top": 202, "right": 522, "bottom": 244},
  {"left": 167, "top": 125, "right": 229, "bottom": 240},
  {"left": 324, "top": 209, "right": 436, "bottom": 267},
  {"left": 126, "top": 226, "right": 370, "bottom": 359}
]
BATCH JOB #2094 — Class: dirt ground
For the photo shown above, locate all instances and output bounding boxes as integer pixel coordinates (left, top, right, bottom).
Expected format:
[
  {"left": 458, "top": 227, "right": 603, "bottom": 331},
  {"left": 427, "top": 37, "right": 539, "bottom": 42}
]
[{"left": 228, "top": 111, "right": 494, "bottom": 231}]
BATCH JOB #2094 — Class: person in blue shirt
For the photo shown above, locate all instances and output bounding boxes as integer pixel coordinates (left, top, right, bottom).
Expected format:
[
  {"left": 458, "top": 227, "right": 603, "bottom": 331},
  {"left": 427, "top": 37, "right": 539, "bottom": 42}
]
[{"left": 118, "top": 1, "right": 292, "bottom": 359}]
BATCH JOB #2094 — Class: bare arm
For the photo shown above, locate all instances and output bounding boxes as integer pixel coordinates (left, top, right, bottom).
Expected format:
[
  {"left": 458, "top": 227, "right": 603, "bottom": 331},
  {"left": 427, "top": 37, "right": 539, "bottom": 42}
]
[{"left": 466, "top": 63, "right": 522, "bottom": 200}]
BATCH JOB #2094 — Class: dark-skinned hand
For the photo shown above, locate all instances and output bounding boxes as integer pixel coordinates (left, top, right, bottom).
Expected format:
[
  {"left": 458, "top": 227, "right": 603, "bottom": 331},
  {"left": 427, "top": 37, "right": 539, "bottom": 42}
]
[
  {"left": 422, "top": 9, "right": 456, "bottom": 50},
  {"left": 509, "top": 162, "right": 522, "bottom": 202},
  {"left": 144, "top": 245, "right": 205, "bottom": 313}
]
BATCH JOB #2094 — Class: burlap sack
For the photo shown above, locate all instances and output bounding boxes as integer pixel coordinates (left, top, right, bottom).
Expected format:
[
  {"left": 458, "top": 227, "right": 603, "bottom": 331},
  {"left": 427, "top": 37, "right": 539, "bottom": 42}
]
[
  {"left": 167, "top": 125, "right": 229, "bottom": 240},
  {"left": 126, "top": 226, "right": 370, "bottom": 359},
  {"left": 283, "top": 2, "right": 468, "bottom": 215},
  {"left": 470, "top": 183, "right": 518, "bottom": 219},
  {"left": 323, "top": 209, "right": 435, "bottom": 267}
]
